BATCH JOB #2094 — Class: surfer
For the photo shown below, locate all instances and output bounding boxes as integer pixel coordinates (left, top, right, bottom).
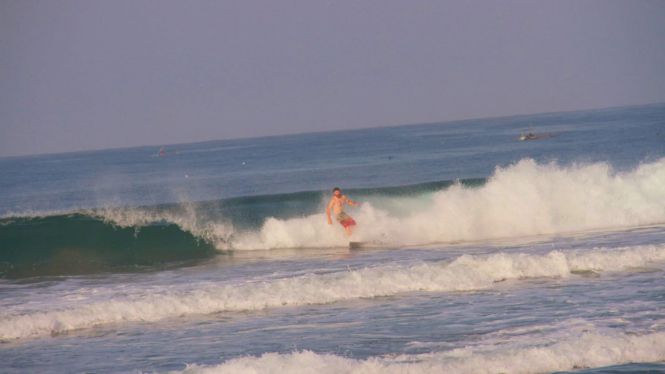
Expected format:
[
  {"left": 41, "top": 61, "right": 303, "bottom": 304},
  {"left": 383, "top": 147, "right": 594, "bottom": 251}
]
[{"left": 326, "top": 187, "right": 359, "bottom": 236}]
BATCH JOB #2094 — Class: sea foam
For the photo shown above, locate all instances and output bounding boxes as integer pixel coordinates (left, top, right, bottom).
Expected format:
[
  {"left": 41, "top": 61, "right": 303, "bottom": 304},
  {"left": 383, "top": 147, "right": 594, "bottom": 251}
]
[
  {"left": 231, "top": 158, "right": 665, "bottom": 249},
  {"left": 170, "top": 330, "right": 665, "bottom": 374},
  {"left": 2, "top": 243, "right": 664, "bottom": 340}
]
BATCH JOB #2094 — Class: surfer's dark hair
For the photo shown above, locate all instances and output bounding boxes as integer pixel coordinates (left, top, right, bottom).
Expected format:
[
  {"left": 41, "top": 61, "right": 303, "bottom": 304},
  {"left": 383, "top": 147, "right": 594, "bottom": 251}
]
[{"left": 333, "top": 187, "right": 340, "bottom": 192}]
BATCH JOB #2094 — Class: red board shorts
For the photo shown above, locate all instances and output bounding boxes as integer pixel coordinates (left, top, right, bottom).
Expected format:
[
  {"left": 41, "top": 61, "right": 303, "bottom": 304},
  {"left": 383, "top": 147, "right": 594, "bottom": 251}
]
[{"left": 336, "top": 212, "right": 356, "bottom": 228}]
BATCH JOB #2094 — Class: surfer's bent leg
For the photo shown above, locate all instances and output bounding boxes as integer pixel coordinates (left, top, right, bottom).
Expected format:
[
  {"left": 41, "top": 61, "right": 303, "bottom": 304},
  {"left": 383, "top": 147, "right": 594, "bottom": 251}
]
[{"left": 336, "top": 212, "right": 356, "bottom": 237}]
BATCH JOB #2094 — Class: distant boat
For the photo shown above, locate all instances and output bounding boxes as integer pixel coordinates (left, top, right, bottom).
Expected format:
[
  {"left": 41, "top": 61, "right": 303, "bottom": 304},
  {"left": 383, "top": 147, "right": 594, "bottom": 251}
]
[{"left": 517, "top": 125, "right": 559, "bottom": 141}]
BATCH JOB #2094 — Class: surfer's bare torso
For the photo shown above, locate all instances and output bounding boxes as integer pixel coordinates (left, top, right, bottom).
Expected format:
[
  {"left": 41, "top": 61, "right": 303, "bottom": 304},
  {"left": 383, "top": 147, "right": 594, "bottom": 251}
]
[{"left": 330, "top": 196, "right": 346, "bottom": 215}]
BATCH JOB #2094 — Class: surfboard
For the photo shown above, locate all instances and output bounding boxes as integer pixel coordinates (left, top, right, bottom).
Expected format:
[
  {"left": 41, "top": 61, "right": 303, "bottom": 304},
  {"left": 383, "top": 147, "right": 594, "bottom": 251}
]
[
  {"left": 349, "top": 241, "right": 394, "bottom": 249},
  {"left": 570, "top": 270, "right": 600, "bottom": 278}
]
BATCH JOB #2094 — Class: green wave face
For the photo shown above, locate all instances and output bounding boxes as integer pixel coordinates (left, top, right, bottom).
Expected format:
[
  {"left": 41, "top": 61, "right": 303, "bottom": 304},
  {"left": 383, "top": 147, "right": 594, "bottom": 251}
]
[{"left": 0, "top": 214, "right": 217, "bottom": 279}]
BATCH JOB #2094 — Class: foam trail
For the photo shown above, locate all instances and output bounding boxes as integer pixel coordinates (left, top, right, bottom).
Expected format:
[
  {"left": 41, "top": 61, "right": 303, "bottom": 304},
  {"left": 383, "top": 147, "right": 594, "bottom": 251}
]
[
  {"left": 171, "top": 331, "right": 665, "bottom": 374},
  {"left": 2, "top": 244, "right": 664, "bottom": 340},
  {"left": 232, "top": 158, "right": 665, "bottom": 249}
]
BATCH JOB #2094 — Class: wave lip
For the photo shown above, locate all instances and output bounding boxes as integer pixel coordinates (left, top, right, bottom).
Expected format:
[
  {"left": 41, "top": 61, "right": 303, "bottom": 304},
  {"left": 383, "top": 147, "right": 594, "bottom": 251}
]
[{"left": 2, "top": 244, "right": 664, "bottom": 341}]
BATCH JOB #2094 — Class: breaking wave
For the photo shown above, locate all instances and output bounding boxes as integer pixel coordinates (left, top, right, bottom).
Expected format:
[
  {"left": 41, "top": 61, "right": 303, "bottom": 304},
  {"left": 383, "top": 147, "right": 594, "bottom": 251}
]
[{"left": 231, "top": 157, "right": 665, "bottom": 249}]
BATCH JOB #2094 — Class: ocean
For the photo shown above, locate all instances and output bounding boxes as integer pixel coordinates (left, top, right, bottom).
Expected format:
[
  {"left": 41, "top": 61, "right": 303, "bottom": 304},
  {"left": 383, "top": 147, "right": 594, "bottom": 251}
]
[{"left": 1, "top": 103, "right": 665, "bottom": 374}]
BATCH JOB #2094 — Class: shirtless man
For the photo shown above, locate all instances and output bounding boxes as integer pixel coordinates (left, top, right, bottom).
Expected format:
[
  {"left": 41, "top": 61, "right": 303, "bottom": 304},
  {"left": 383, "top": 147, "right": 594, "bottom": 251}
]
[{"left": 327, "top": 187, "right": 359, "bottom": 236}]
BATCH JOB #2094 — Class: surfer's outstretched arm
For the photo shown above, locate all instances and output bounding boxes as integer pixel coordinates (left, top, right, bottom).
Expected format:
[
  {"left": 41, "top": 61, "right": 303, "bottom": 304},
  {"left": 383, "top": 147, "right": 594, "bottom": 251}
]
[{"left": 343, "top": 196, "right": 359, "bottom": 207}]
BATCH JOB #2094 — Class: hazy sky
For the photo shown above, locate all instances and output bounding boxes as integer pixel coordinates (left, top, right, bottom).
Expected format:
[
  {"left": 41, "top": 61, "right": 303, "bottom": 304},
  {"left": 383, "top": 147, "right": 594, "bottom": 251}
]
[{"left": 2, "top": 0, "right": 664, "bottom": 158}]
